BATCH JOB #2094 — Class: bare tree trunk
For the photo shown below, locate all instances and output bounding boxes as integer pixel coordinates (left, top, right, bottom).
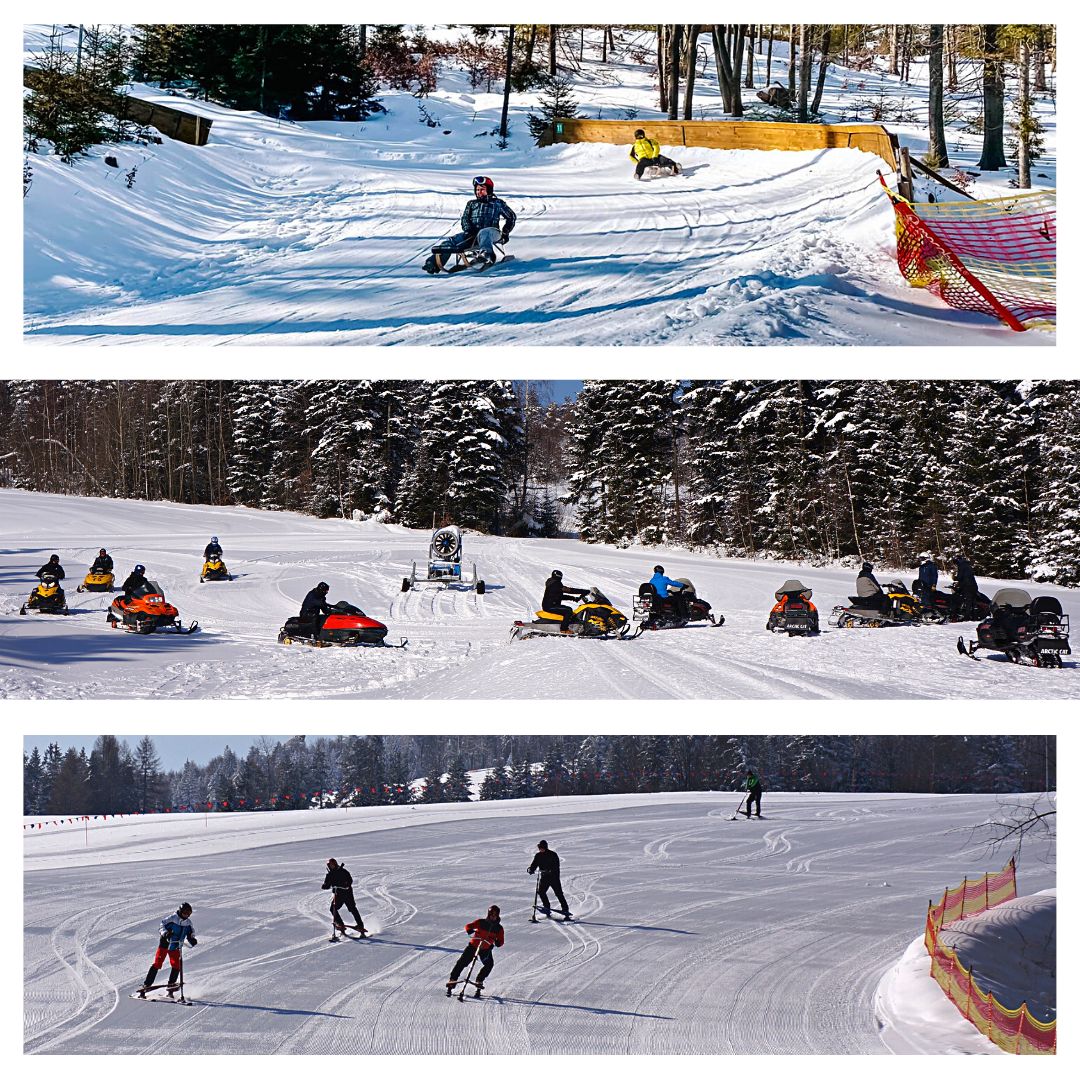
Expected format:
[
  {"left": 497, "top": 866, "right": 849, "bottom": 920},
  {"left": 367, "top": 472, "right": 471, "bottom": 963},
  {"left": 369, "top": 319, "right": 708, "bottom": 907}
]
[
  {"left": 499, "top": 25, "right": 514, "bottom": 144},
  {"left": 787, "top": 24, "right": 796, "bottom": 97},
  {"left": 1018, "top": 35, "right": 1031, "bottom": 188},
  {"left": 842, "top": 24, "right": 848, "bottom": 67},
  {"left": 657, "top": 25, "right": 668, "bottom": 113},
  {"left": 1033, "top": 25, "right": 1047, "bottom": 92},
  {"left": 978, "top": 25, "right": 1007, "bottom": 170},
  {"left": 683, "top": 25, "right": 700, "bottom": 119},
  {"left": 601, "top": 26, "right": 607, "bottom": 63},
  {"left": 797, "top": 24, "right": 811, "bottom": 122},
  {"left": 525, "top": 25, "right": 537, "bottom": 67},
  {"left": 946, "top": 25, "right": 958, "bottom": 90},
  {"left": 548, "top": 25, "right": 557, "bottom": 76},
  {"left": 810, "top": 25, "right": 831, "bottom": 115},
  {"left": 927, "top": 24, "right": 949, "bottom": 168},
  {"left": 668, "top": 24, "right": 682, "bottom": 120},
  {"left": 359, "top": 25, "right": 366, "bottom": 62},
  {"left": 765, "top": 25, "right": 773, "bottom": 84},
  {"left": 889, "top": 24, "right": 899, "bottom": 75},
  {"left": 744, "top": 24, "right": 755, "bottom": 87}
]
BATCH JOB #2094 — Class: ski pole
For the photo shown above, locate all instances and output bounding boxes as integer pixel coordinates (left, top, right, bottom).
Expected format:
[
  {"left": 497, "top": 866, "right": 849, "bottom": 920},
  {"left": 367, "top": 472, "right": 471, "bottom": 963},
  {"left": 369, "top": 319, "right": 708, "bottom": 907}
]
[
  {"left": 729, "top": 794, "right": 747, "bottom": 820},
  {"left": 177, "top": 945, "right": 187, "bottom": 1004},
  {"left": 529, "top": 872, "right": 541, "bottom": 923},
  {"left": 458, "top": 940, "right": 482, "bottom": 1001}
]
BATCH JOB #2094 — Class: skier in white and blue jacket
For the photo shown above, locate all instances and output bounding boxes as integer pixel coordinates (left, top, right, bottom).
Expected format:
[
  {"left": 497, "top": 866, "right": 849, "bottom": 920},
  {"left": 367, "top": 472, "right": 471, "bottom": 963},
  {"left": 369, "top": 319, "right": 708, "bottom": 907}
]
[
  {"left": 140, "top": 902, "right": 197, "bottom": 993},
  {"left": 424, "top": 176, "right": 516, "bottom": 273}
]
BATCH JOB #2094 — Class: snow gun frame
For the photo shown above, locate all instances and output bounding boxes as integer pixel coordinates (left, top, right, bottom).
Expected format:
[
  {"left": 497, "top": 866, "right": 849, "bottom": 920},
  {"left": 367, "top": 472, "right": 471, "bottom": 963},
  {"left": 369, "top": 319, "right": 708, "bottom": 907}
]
[{"left": 402, "top": 525, "right": 485, "bottom": 594}]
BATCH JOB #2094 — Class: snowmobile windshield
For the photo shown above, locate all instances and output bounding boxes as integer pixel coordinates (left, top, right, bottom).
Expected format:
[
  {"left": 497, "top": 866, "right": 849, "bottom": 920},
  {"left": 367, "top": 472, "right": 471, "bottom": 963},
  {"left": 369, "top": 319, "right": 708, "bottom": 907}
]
[
  {"left": 587, "top": 589, "right": 612, "bottom": 606},
  {"left": 135, "top": 580, "right": 163, "bottom": 597},
  {"left": 992, "top": 588, "right": 1033, "bottom": 610}
]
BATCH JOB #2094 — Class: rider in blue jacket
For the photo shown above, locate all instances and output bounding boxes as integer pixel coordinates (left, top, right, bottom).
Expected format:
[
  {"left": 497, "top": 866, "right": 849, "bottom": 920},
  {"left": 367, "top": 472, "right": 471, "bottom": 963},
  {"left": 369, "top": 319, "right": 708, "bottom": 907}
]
[
  {"left": 649, "top": 565, "right": 688, "bottom": 621},
  {"left": 140, "top": 902, "right": 197, "bottom": 994}
]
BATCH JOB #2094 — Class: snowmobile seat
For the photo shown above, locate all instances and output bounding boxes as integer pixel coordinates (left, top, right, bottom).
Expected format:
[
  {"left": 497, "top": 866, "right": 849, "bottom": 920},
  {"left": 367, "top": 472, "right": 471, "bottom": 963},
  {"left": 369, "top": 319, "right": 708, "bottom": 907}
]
[
  {"left": 534, "top": 609, "right": 564, "bottom": 622},
  {"left": 776, "top": 578, "right": 811, "bottom": 601},
  {"left": 1030, "top": 596, "right": 1063, "bottom": 623}
]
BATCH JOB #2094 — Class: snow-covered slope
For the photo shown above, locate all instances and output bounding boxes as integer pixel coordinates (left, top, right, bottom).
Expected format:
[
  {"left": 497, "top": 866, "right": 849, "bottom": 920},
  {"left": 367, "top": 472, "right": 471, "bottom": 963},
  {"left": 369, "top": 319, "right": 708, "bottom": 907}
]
[
  {"left": 22, "top": 26, "right": 1055, "bottom": 346},
  {"left": 24, "top": 791, "right": 1056, "bottom": 1054},
  {"left": 2, "top": 489, "right": 1077, "bottom": 699}
]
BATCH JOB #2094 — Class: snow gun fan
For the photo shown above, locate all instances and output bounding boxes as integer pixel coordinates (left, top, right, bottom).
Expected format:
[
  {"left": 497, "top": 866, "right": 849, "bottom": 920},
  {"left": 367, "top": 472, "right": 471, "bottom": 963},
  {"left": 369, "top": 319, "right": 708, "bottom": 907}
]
[
  {"left": 829, "top": 581, "right": 922, "bottom": 629},
  {"left": 401, "top": 525, "right": 485, "bottom": 594},
  {"left": 19, "top": 573, "right": 69, "bottom": 616},
  {"left": 766, "top": 580, "right": 820, "bottom": 636},
  {"left": 199, "top": 555, "right": 232, "bottom": 582},
  {"left": 278, "top": 601, "right": 406, "bottom": 649},
  {"left": 107, "top": 582, "right": 198, "bottom": 635},
  {"left": 958, "top": 589, "right": 1071, "bottom": 668},
  {"left": 511, "top": 587, "right": 633, "bottom": 642},
  {"left": 633, "top": 578, "right": 724, "bottom": 632}
]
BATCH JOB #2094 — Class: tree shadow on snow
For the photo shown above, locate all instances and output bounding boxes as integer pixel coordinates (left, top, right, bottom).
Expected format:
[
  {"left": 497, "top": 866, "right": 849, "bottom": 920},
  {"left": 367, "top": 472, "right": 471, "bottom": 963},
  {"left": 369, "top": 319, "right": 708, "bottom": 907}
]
[{"left": 489, "top": 995, "right": 673, "bottom": 1020}]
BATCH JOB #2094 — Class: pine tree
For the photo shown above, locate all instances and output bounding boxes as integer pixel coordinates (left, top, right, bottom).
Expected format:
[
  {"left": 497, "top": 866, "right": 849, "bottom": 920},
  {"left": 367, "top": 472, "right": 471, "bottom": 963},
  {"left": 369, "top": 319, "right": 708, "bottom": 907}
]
[
  {"left": 527, "top": 73, "right": 579, "bottom": 143},
  {"left": 227, "top": 381, "right": 277, "bottom": 507},
  {"left": 443, "top": 756, "right": 472, "bottom": 801}
]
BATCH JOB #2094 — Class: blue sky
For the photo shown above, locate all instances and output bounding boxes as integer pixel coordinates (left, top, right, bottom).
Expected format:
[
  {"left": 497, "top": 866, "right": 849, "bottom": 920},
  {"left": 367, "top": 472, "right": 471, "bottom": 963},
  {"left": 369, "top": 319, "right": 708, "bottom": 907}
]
[{"left": 24, "top": 735, "right": 261, "bottom": 772}]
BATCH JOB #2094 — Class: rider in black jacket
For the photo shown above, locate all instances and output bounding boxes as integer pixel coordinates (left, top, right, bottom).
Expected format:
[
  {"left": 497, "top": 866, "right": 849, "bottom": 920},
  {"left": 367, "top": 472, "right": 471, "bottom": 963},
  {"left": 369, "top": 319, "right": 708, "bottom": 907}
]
[
  {"left": 541, "top": 570, "right": 589, "bottom": 631},
  {"left": 321, "top": 858, "right": 367, "bottom": 935},
  {"left": 424, "top": 176, "right": 517, "bottom": 273},
  {"left": 527, "top": 840, "right": 571, "bottom": 916}
]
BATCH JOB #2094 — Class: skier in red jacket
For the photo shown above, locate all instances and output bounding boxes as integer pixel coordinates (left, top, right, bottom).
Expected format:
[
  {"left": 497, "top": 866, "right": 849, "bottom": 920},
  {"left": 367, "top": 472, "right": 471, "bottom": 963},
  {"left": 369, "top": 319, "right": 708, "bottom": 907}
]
[{"left": 446, "top": 905, "right": 504, "bottom": 996}]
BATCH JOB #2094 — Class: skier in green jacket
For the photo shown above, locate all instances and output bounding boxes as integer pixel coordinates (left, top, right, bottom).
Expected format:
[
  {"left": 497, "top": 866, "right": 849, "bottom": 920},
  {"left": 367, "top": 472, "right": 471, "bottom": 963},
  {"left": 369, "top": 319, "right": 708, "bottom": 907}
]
[{"left": 741, "top": 769, "right": 762, "bottom": 818}]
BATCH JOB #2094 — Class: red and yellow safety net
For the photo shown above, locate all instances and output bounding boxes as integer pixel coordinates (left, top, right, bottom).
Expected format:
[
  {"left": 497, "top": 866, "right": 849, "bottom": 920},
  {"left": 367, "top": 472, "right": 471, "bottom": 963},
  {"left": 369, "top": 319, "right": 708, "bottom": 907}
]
[
  {"left": 879, "top": 177, "right": 1055, "bottom": 332},
  {"left": 924, "top": 859, "right": 1055, "bottom": 1054}
]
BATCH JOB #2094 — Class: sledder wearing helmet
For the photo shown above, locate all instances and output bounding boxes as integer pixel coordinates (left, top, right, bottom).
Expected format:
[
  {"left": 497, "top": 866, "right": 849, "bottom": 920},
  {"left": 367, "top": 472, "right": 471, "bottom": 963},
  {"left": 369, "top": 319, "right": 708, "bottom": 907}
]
[
  {"left": 423, "top": 176, "right": 518, "bottom": 274},
  {"left": 629, "top": 129, "right": 681, "bottom": 180},
  {"left": 649, "top": 565, "right": 689, "bottom": 620},
  {"left": 204, "top": 536, "right": 223, "bottom": 560},
  {"left": 298, "top": 581, "right": 334, "bottom": 638},
  {"left": 121, "top": 563, "right": 150, "bottom": 598},
  {"left": 542, "top": 570, "right": 589, "bottom": 631}
]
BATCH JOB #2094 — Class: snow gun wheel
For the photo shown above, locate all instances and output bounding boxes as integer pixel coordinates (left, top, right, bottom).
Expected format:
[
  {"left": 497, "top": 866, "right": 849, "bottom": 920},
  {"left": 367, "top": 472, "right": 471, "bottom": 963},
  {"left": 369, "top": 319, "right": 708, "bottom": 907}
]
[
  {"left": 401, "top": 578, "right": 411, "bottom": 593},
  {"left": 476, "top": 580, "right": 486, "bottom": 595}
]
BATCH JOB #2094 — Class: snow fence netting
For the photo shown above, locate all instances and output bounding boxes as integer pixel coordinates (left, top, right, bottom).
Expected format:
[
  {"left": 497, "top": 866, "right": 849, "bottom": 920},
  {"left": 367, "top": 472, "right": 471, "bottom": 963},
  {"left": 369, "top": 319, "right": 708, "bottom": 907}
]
[
  {"left": 879, "top": 178, "right": 1056, "bottom": 331},
  {"left": 923, "top": 859, "right": 1055, "bottom": 1054}
]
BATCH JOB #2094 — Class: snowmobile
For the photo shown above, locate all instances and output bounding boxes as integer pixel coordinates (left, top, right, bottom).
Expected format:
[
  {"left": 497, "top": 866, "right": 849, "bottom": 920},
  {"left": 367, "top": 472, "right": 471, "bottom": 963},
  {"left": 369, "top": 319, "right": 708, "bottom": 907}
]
[
  {"left": 423, "top": 241, "right": 513, "bottom": 276},
  {"left": 633, "top": 579, "right": 723, "bottom": 631},
  {"left": 958, "top": 588, "right": 1071, "bottom": 668},
  {"left": 911, "top": 581, "right": 991, "bottom": 624},
  {"left": 828, "top": 581, "right": 921, "bottom": 629},
  {"left": 766, "top": 580, "right": 820, "bottom": 635},
  {"left": 200, "top": 555, "right": 231, "bottom": 582},
  {"left": 19, "top": 574, "right": 69, "bottom": 615},
  {"left": 278, "top": 601, "right": 406, "bottom": 648},
  {"left": 107, "top": 581, "right": 198, "bottom": 635},
  {"left": 511, "top": 587, "right": 632, "bottom": 642},
  {"left": 402, "top": 525, "right": 485, "bottom": 593},
  {"left": 77, "top": 568, "right": 115, "bottom": 592}
]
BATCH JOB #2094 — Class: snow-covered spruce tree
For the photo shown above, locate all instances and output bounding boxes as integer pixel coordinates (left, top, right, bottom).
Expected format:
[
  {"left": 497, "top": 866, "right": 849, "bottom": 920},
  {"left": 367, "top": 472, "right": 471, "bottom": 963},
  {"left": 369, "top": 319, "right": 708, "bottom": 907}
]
[
  {"left": 367, "top": 382, "right": 422, "bottom": 521},
  {"left": 1025, "top": 381, "right": 1080, "bottom": 585},
  {"left": 227, "top": 380, "right": 278, "bottom": 507},
  {"left": 538, "top": 742, "right": 571, "bottom": 796},
  {"left": 263, "top": 382, "right": 314, "bottom": 512},
  {"left": 442, "top": 756, "right": 472, "bottom": 802},
  {"left": 940, "top": 381, "right": 1030, "bottom": 577},
  {"left": 526, "top": 73, "right": 580, "bottom": 144},
  {"left": 478, "top": 767, "right": 507, "bottom": 801},
  {"left": 563, "top": 381, "right": 607, "bottom": 543},
  {"left": 305, "top": 380, "right": 379, "bottom": 518}
]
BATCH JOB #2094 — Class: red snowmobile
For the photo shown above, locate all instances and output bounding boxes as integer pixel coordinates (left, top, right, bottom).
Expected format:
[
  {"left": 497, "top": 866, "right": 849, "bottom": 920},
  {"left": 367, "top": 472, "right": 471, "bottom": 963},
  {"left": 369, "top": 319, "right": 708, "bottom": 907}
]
[
  {"left": 278, "top": 601, "right": 405, "bottom": 648},
  {"left": 107, "top": 581, "right": 198, "bottom": 634}
]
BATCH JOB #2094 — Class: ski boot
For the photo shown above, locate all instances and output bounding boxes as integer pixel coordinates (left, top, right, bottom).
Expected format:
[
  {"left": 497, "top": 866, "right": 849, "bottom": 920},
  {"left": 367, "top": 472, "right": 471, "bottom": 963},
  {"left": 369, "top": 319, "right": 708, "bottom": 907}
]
[
  {"left": 446, "top": 981, "right": 457, "bottom": 997},
  {"left": 474, "top": 983, "right": 484, "bottom": 999},
  {"left": 353, "top": 925, "right": 368, "bottom": 938}
]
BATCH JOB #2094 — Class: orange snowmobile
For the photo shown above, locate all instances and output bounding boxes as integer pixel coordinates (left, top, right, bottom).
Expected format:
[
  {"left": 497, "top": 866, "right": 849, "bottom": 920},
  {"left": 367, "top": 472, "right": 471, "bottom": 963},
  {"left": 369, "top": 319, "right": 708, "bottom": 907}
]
[{"left": 107, "top": 581, "right": 198, "bottom": 635}]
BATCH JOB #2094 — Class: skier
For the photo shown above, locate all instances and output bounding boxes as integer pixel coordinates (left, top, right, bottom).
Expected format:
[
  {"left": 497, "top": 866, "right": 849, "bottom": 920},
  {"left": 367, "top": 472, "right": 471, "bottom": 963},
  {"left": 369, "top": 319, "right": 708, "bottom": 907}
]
[
  {"left": 528, "top": 840, "right": 571, "bottom": 916},
  {"left": 90, "top": 548, "right": 114, "bottom": 574},
  {"left": 120, "top": 563, "right": 150, "bottom": 598},
  {"left": 541, "top": 569, "right": 589, "bottom": 633},
  {"left": 951, "top": 555, "right": 980, "bottom": 620},
  {"left": 446, "top": 905, "right": 503, "bottom": 997},
  {"left": 855, "top": 561, "right": 885, "bottom": 610},
  {"left": 139, "top": 902, "right": 197, "bottom": 996},
  {"left": 321, "top": 857, "right": 368, "bottom": 936},
  {"left": 423, "top": 176, "right": 517, "bottom": 274},
  {"left": 34, "top": 554, "right": 65, "bottom": 582},
  {"left": 629, "top": 129, "right": 681, "bottom": 180},
  {"left": 916, "top": 556, "right": 939, "bottom": 606},
  {"left": 741, "top": 770, "right": 763, "bottom": 818},
  {"left": 298, "top": 581, "right": 333, "bottom": 638},
  {"left": 203, "top": 536, "right": 223, "bottom": 560},
  {"left": 648, "top": 564, "right": 689, "bottom": 623}
]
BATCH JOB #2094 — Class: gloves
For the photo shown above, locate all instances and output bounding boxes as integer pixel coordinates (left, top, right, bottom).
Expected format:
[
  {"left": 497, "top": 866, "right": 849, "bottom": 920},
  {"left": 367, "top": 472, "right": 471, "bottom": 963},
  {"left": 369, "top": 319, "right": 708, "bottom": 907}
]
[
  {"left": 500, "top": 230, "right": 510, "bottom": 244},
  {"left": 188, "top": 936, "right": 198, "bottom": 946},
  {"left": 528, "top": 868, "right": 535, "bottom": 875}
]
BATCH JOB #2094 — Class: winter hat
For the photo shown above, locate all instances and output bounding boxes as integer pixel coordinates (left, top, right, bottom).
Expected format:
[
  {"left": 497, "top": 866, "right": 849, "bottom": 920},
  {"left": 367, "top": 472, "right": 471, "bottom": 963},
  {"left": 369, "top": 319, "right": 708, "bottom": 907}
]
[
  {"left": 178, "top": 902, "right": 193, "bottom": 916},
  {"left": 634, "top": 129, "right": 645, "bottom": 137},
  {"left": 537, "top": 840, "right": 548, "bottom": 849},
  {"left": 488, "top": 905, "right": 501, "bottom": 917},
  {"left": 326, "top": 857, "right": 338, "bottom": 868}
]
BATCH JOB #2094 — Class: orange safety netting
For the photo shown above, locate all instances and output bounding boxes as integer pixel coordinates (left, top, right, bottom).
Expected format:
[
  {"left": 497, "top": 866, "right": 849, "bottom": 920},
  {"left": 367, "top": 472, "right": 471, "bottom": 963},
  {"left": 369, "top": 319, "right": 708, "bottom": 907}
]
[
  {"left": 924, "top": 859, "right": 1055, "bottom": 1054},
  {"left": 879, "top": 177, "right": 1056, "bottom": 332}
]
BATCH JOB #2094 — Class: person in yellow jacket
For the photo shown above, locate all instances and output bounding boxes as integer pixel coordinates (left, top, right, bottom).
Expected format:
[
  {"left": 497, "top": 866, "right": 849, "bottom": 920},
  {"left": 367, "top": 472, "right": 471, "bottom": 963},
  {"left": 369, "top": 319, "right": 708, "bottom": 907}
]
[{"left": 629, "top": 129, "right": 681, "bottom": 180}]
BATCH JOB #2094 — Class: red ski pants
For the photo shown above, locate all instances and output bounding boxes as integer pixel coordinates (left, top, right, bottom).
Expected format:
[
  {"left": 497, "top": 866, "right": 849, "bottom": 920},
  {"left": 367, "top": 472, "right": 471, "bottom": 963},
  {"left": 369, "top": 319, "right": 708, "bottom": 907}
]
[{"left": 152, "top": 946, "right": 181, "bottom": 970}]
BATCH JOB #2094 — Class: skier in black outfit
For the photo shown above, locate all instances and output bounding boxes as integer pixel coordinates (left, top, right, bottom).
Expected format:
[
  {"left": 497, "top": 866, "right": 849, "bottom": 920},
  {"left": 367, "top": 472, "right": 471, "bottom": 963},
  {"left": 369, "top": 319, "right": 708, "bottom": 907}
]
[
  {"left": 528, "top": 840, "right": 571, "bottom": 916},
  {"left": 447, "top": 905, "right": 504, "bottom": 996},
  {"left": 298, "top": 582, "right": 333, "bottom": 638},
  {"left": 741, "top": 770, "right": 763, "bottom": 818},
  {"left": 35, "top": 554, "right": 65, "bottom": 582},
  {"left": 321, "top": 858, "right": 367, "bottom": 935},
  {"left": 423, "top": 176, "right": 517, "bottom": 273},
  {"left": 91, "top": 549, "right": 113, "bottom": 573},
  {"left": 951, "top": 556, "right": 980, "bottom": 620},
  {"left": 541, "top": 570, "right": 589, "bottom": 632},
  {"left": 916, "top": 557, "right": 938, "bottom": 607}
]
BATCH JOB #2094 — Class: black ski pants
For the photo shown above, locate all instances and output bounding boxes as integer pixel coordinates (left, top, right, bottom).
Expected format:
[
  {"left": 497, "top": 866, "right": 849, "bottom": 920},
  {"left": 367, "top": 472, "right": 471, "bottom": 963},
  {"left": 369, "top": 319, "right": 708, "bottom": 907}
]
[
  {"left": 743, "top": 789, "right": 762, "bottom": 817},
  {"left": 539, "top": 872, "right": 569, "bottom": 912},
  {"left": 449, "top": 943, "right": 494, "bottom": 985},
  {"left": 331, "top": 887, "right": 365, "bottom": 929},
  {"left": 544, "top": 604, "right": 575, "bottom": 631},
  {"left": 635, "top": 154, "right": 677, "bottom": 178}
]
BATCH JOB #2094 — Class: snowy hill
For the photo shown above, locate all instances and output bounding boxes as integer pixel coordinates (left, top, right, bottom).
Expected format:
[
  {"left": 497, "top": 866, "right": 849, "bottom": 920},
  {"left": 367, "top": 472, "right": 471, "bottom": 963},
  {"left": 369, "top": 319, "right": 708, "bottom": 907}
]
[
  {"left": 24, "top": 791, "right": 1056, "bottom": 1054},
  {"left": 2, "top": 489, "right": 1077, "bottom": 699},
  {"left": 22, "top": 25, "right": 1055, "bottom": 345}
]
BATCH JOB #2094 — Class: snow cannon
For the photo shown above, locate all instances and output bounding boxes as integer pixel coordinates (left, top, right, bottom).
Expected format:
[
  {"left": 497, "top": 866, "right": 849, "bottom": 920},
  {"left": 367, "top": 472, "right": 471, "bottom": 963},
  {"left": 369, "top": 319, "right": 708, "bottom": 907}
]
[{"left": 401, "top": 525, "right": 485, "bottom": 593}]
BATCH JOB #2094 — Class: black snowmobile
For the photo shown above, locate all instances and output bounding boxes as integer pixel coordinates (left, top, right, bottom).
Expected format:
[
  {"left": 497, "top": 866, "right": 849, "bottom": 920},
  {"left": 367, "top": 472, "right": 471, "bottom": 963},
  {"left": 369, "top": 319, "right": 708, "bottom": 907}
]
[
  {"left": 19, "top": 573, "right": 69, "bottom": 616},
  {"left": 511, "top": 588, "right": 631, "bottom": 642},
  {"left": 766, "top": 579, "right": 820, "bottom": 636},
  {"left": 278, "top": 601, "right": 406, "bottom": 648},
  {"left": 912, "top": 581, "right": 991, "bottom": 624},
  {"left": 633, "top": 579, "right": 723, "bottom": 631},
  {"left": 829, "top": 581, "right": 921, "bottom": 629},
  {"left": 958, "top": 588, "right": 1071, "bottom": 667}
]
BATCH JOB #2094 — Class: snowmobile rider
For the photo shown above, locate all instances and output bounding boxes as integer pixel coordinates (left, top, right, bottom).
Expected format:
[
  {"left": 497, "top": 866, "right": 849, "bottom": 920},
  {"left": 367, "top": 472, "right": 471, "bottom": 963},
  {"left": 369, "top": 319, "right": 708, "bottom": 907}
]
[
  {"left": 298, "top": 581, "right": 333, "bottom": 638},
  {"left": 447, "top": 905, "right": 504, "bottom": 996},
  {"left": 424, "top": 176, "right": 517, "bottom": 273},
  {"left": 649, "top": 564, "right": 689, "bottom": 622},
  {"left": 528, "top": 840, "right": 571, "bottom": 916},
  {"left": 204, "top": 536, "right": 223, "bottom": 561},
  {"left": 321, "top": 857, "right": 367, "bottom": 936},
  {"left": 542, "top": 569, "right": 590, "bottom": 632},
  {"left": 140, "top": 902, "right": 196, "bottom": 995},
  {"left": 741, "top": 770, "right": 763, "bottom": 818},
  {"left": 855, "top": 561, "right": 886, "bottom": 610},
  {"left": 121, "top": 564, "right": 149, "bottom": 599},
  {"left": 35, "top": 554, "right": 65, "bottom": 582},
  {"left": 90, "top": 549, "right": 114, "bottom": 574},
  {"left": 630, "top": 129, "right": 681, "bottom": 180},
  {"left": 916, "top": 556, "right": 938, "bottom": 606},
  {"left": 951, "top": 555, "right": 980, "bottom": 620}
]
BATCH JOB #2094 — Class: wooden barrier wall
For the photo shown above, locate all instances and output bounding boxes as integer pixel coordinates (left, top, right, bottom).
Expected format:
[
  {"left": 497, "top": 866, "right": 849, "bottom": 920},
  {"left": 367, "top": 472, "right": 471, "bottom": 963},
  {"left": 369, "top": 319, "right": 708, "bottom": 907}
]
[
  {"left": 541, "top": 118, "right": 898, "bottom": 171},
  {"left": 24, "top": 67, "right": 212, "bottom": 147}
]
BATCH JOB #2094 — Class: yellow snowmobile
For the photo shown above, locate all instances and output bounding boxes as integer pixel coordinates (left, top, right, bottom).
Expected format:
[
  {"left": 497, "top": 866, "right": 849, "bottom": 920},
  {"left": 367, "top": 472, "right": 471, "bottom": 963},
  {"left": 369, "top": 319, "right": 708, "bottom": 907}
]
[
  {"left": 20, "top": 574, "right": 69, "bottom": 615},
  {"left": 200, "top": 555, "right": 231, "bottom": 582},
  {"left": 511, "top": 587, "right": 632, "bottom": 642},
  {"left": 77, "top": 568, "right": 115, "bottom": 592}
]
